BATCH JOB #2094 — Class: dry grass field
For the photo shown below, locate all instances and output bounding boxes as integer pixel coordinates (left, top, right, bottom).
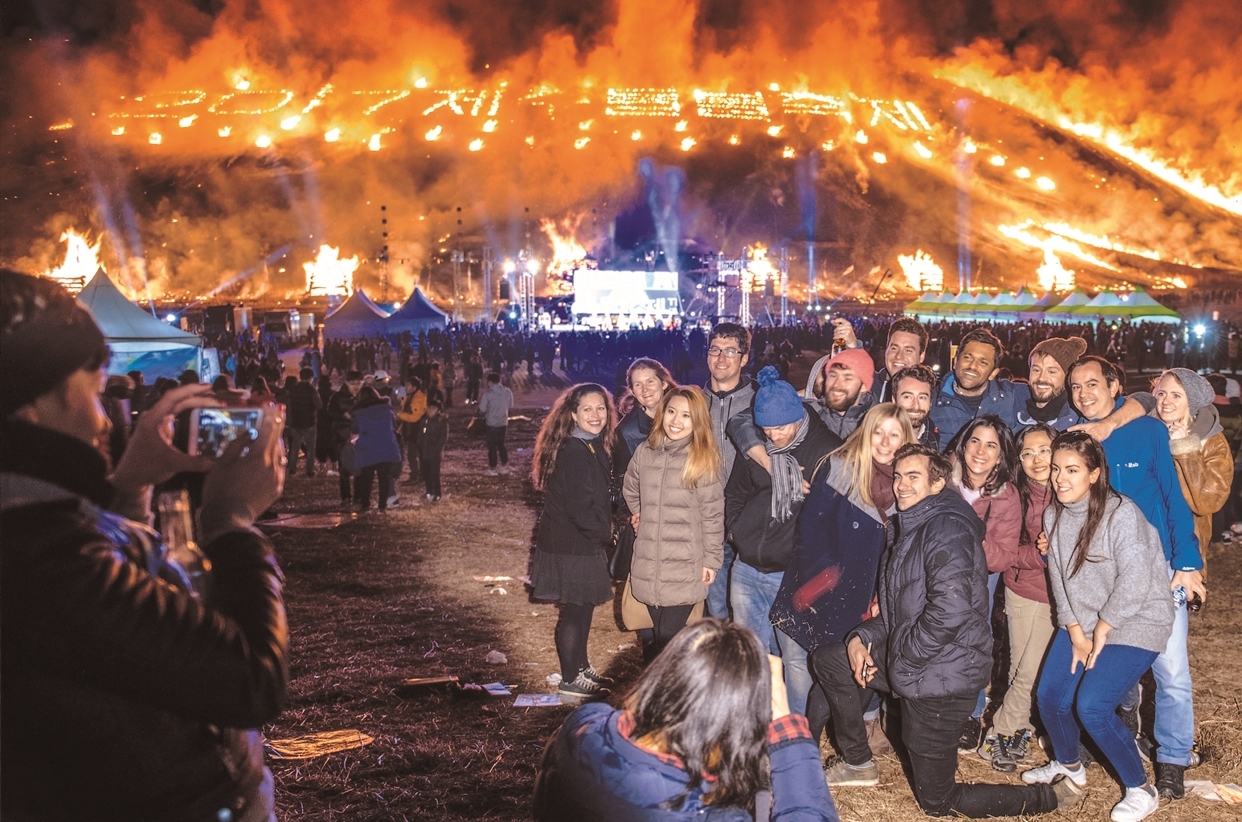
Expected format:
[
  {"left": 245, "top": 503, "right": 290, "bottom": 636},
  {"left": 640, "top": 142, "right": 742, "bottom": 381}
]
[{"left": 262, "top": 369, "right": 1242, "bottom": 821}]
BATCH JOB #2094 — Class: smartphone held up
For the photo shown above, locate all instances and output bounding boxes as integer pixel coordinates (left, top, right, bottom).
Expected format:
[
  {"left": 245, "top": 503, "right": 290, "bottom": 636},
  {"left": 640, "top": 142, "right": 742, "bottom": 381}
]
[{"left": 188, "top": 407, "right": 264, "bottom": 458}]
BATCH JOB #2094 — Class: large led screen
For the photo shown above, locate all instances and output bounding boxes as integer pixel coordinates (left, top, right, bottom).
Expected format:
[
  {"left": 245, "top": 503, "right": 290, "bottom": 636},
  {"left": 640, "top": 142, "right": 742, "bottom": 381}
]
[{"left": 571, "top": 270, "right": 682, "bottom": 316}]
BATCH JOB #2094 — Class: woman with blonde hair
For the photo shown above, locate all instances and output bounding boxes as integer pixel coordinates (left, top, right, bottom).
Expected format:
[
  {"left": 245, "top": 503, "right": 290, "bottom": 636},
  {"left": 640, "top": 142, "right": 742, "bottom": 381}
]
[
  {"left": 623, "top": 386, "right": 725, "bottom": 660},
  {"left": 530, "top": 383, "right": 618, "bottom": 698},
  {"left": 769, "top": 403, "right": 914, "bottom": 777}
]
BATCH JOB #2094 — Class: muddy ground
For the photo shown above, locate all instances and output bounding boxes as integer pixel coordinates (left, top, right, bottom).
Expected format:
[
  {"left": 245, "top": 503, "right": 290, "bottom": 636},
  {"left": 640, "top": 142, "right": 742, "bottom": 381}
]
[{"left": 262, "top": 360, "right": 1242, "bottom": 821}]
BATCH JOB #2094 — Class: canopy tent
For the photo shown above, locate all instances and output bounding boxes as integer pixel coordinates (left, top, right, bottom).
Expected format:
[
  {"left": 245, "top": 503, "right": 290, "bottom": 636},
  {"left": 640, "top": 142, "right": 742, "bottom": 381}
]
[
  {"left": 1043, "top": 288, "right": 1093, "bottom": 318},
  {"left": 1065, "top": 287, "right": 1125, "bottom": 318},
  {"left": 385, "top": 287, "right": 450, "bottom": 335},
  {"left": 76, "top": 269, "right": 202, "bottom": 378},
  {"left": 323, "top": 289, "right": 391, "bottom": 339},
  {"left": 1020, "top": 290, "right": 1058, "bottom": 320},
  {"left": 1115, "top": 286, "right": 1181, "bottom": 324}
]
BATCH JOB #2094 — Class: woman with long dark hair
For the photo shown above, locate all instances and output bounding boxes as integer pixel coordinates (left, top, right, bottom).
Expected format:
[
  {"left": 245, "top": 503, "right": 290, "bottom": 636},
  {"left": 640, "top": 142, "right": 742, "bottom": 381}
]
[
  {"left": 623, "top": 386, "right": 724, "bottom": 660},
  {"left": 533, "top": 618, "right": 838, "bottom": 821},
  {"left": 1023, "top": 431, "right": 1173, "bottom": 822},
  {"left": 530, "top": 383, "right": 617, "bottom": 699},
  {"left": 945, "top": 414, "right": 1023, "bottom": 751},
  {"left": 980, "top": 423, "right": 1057, "bottom": 772},
  {"left": 350, "top": 385, "right": 401, "bottom": 513}
]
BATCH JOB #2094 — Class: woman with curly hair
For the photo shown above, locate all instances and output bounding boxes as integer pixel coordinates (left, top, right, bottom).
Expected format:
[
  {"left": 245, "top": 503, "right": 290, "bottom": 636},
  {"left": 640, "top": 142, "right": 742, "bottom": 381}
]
[{"left": 530, "top": 383, "right": 617, "bottom": 699}]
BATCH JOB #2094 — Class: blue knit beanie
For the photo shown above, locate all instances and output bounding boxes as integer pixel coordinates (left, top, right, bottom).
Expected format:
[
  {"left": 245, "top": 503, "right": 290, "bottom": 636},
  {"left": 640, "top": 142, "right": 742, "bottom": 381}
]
[{"left": 754, "top": 366, "right": 806, "bottom": 427}]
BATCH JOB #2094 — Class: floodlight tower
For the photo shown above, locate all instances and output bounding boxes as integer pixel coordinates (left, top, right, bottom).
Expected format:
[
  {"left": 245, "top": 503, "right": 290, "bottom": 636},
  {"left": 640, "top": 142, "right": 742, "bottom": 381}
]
[
  {"left": 451, "top": 249, "right": 464, "bottom": 322},
  {"left": 779, "top": 246, "right": 790, "bottom": 324},
  {"left": 482, "top": 246, "right": 494, "bottom": 324}
]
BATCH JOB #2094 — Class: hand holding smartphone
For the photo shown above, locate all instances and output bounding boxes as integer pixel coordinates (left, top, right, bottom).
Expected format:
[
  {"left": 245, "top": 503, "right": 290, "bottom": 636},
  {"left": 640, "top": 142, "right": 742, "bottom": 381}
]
[{"left": 188, "top": 407, "right": 265, "bottom": 458}]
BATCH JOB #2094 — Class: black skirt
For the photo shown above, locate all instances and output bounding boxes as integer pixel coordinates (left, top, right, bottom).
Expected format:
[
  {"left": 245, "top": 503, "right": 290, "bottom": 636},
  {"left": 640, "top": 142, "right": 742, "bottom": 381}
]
[{"left": 530, "top": 548, "right": 614, "bottom": 606}]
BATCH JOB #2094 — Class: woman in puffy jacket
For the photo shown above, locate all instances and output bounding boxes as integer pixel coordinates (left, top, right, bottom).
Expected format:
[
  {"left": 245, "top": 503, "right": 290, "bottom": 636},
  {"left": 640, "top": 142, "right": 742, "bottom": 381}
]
[
  {"left": 945, "top": 414, "right": 1022, "bottom": 748},
  {"left": 533, "top": 618, "right": 839, "bottom": 822},
  {"left": 623, "top": 386, "right": 724, "bottom": 660},
  {"left": 350, "top": 385, "right": 401, "bottom": 513},
  {"left": 980, "top": 423, "right": 1057, "bottom": 772},
  {"left": 1154, "top": 368, "right": 1233, "bottom": 575}
]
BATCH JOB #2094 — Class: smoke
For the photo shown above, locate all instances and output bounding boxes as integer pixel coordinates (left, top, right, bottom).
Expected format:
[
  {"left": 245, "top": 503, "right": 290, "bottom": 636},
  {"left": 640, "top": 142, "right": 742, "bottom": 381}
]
[{"left": 1, "top": 0, "right": 1239, "bottom": 303}]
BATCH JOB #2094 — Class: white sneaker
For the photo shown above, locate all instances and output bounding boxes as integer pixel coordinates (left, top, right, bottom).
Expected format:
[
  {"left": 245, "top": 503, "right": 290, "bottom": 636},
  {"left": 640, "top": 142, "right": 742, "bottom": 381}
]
[
  {"left": 1022, "top": 760, "right": 1087, "bottom": 787},
  {"left": 498, "top": 465, "right": 511, "bottom": 475},
  {"left": 485, "top": 469, "right": 499, "bottom": 476},
  {"left": 1111, "top": 785, "right": 1158, "bottom": 822},
  {"left": 387, "top": 495, "right": 400, "bottom": 508}
]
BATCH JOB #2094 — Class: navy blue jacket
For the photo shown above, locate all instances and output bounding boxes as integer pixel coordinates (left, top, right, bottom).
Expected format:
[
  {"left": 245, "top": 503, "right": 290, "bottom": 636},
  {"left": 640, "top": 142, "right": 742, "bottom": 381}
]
[
  {"left": 351, "top": 400, "right": 401, "bottom": 468},
  {"left": 930, "top": 375, "right": 1023, "bottom": 450},
  {"left": 770, "top": 457, "right": 887, "bottom": 652},
  {"left": 853, "top": 488, "right": 992, "bottom": 699},
  {"left": 533, "top": 703, "right": 839, "bottom": 822}
]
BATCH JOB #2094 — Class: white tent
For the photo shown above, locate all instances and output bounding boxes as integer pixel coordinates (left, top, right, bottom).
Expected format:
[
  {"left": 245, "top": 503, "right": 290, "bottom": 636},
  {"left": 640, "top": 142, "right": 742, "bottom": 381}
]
[{"left": 76, "top": 269, "right": 202, "bottom": 378}]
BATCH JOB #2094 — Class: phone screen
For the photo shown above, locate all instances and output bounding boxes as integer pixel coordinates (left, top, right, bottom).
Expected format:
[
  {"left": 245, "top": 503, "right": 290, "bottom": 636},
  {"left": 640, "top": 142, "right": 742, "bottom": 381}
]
[{"left": 190, "top": 408, "right": 264, "bottom": 457}]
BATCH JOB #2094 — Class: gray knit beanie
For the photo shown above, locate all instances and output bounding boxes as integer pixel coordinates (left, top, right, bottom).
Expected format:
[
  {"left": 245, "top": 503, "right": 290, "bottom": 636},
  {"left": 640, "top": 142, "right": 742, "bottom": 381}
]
[{"left": 1167, "top": 368, "right": 1214, "bottom": 415}]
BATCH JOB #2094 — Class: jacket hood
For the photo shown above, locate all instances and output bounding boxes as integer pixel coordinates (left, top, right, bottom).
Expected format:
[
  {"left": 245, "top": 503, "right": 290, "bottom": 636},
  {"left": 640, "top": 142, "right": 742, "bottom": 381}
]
[
  {"left": 822, "top": 454, "right": 886, "bottom": 524},
  {"left": 804, "top": 353, "right": 833, "bottom": 398}
]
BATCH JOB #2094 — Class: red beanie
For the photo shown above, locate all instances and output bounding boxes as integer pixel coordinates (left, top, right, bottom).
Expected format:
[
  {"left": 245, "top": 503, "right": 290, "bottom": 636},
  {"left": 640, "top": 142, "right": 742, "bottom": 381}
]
[{"left": 826, "top": 348, "right": 876, "bottom": 392}]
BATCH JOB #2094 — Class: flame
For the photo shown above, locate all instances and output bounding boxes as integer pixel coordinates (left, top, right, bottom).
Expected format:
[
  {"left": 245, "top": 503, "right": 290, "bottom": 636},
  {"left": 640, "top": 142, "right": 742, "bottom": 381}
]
[
  {"left": 897, "top": 249, "right": 944, "bottom": 291},
  {"left": 745, "top": 244, "right": 776, "bottom": 292},
  {"left": 41, "top": 230, "right": 102, "bottom": 294},
  {"left": 303, "top": 245, "right": 359, "bottom": 296},
  {"left": 937, "top": 68, "right": 1242, "bottom": 218},
  {"left": 1037, "top": 249, "right": 1075, "bottom": 292},
  {"left": 541, "top": 216, "right": 587, "bottom": 278}
]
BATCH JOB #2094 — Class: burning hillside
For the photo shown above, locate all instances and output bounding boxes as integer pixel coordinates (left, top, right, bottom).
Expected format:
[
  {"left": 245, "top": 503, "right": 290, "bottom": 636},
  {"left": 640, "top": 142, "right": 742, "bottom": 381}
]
[{"left": 1, "top": 0, "right": 1239, "bottom": 310}]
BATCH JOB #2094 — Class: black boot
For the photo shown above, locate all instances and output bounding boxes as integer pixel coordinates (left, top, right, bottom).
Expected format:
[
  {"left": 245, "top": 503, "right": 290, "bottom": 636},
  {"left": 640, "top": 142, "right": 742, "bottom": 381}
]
[{"left": 1156, "top": 762, "right": 1185, "bottom": 800}]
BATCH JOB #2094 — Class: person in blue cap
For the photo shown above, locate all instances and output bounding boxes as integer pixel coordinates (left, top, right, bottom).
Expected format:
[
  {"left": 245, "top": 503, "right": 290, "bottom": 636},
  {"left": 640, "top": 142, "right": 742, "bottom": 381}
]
[{"left": 724, "top": 366, "right": 841, "bottom": 715}]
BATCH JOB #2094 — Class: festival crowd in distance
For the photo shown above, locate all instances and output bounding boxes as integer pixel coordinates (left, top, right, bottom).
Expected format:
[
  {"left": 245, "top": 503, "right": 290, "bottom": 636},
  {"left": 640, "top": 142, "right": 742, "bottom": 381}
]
[{"left": 2, "top": 264, "right": 1234, "bottom": 822}]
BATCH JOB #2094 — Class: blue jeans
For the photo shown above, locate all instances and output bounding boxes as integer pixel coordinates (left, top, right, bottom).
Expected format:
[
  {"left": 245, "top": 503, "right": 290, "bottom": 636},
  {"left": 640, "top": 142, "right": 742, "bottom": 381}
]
[
  {"left": 706, "top": 541, "right": 735, "bottom": 619},
  {"left": 1152, "top": 587, "right": 1195, "bottom": 766},
  {"left": 727, "top": 560, "right": 811, "bottom": 715},
  {"left": 973, "top": 571, "right": 1000, "bottom": 719},
  {"left": 1037, "top": 630, "right": 1157, "bottom": 788}
]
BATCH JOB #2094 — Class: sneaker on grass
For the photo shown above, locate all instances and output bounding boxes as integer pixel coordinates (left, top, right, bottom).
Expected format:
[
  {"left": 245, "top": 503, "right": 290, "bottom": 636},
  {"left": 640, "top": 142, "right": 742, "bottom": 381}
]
[
  {"left": 1022, "top": 759, "right": 1087, "bottom": 787},
  {"left": 977, "top": 731, "right": 1001, "bottom": 762},
  {"left": 580, "top": 666, "right": 614, "bottom": 686},
  {"left": 1111, "top": 785, "right": 1158, "bottom": 822},
  {"left": 557, "top": 673, "right": 609, "bottom": 700},
  {"left": 992, "top": 730, "right": 1032, "bottom": 773},
  {"left": 823, "top": 757, "right": 880, "bottom": 787}
]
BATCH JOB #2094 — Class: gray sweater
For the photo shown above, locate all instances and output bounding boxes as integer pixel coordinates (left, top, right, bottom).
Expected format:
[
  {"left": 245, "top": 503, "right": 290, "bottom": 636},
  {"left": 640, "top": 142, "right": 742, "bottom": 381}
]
[{"left": 1043, "top": 495, "right": 1174, "bottom": 654}]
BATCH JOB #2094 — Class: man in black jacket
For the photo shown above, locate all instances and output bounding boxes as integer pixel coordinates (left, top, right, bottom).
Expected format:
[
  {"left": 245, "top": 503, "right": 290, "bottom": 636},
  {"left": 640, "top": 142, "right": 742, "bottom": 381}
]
[
  {"left": 819, "top": 444, "right": 1074, "bottom": 817},
  {"left": 285, "top": 367, "right": 323, "bottom": 476},
  {"left": 725, "top": 366, "right": 841, "bottom": 716},
  {"left": 0, "top": 270, "right": 289, "bottom": 821}
]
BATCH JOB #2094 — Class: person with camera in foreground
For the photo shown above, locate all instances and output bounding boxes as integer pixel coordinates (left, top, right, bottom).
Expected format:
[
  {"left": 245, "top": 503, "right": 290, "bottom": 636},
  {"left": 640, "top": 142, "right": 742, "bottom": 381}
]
[{"left": 1, "top": 270, "right": 289, "bottom": 821}]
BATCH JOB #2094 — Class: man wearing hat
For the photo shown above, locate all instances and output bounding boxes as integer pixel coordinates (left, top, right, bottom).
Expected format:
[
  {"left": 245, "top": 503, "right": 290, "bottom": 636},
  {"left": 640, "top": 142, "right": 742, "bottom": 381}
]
[
  {"left": 0, "top": 270, "right": 289, "bottom": 820},
  {"left": 724, "top": 366, "right": 842, "bottom": 715},
  {"left": 729, "top": 346, "right": 876, "bottom": 476},
  {"left": 1015, "top": 337, "right": 1089, "bottom": 431}
]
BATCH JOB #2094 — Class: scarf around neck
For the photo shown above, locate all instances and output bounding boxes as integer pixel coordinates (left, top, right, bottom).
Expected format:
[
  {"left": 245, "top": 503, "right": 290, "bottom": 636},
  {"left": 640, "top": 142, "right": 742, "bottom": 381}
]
[
  {"left": 765, "top": 413, "right": 811, "bottom": 522},
  {"left": 1025, "top": 390, "right": 1068, "bottom": 424}
]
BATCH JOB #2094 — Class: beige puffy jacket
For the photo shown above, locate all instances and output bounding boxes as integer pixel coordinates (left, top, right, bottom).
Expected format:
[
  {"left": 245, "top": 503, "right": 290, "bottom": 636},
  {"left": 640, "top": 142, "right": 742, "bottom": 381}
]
[{"left": 622, "top": 436, "right": 725, "bottom": 607}]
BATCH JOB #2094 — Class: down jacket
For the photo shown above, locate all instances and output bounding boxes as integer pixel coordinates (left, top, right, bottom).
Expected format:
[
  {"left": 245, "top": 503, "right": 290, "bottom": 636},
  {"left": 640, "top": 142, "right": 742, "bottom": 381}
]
[
  {"left": 533, "top": 703, "right": 839, "bottom": 822},
  {"left": 623, "top": 436, "right": 725, "bottom": 607},
  {"left": 852, "top": 488, "right": 992, "bottom": 700},
  {"left": 1166, "top": 403, "right": 1233, "bottom": 566}
]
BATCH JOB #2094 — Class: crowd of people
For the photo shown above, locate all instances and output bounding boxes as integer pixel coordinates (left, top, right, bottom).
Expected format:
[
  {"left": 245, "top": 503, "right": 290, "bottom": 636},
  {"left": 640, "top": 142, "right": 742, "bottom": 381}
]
[
  {"left": 531, "top": 314, "right": 1227, "bottom": 822},
  {"left": 4, "top": 261, "right": 1234, "bottom": 821}
]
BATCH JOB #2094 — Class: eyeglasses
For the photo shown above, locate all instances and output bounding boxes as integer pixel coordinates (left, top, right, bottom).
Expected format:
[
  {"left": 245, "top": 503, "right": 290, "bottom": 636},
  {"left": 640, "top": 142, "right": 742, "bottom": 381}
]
[
  {"left": 708, "top": 347, "right": 742, "bottom": 359},
  {"left": 1019, "top": 447, "right": 1052, "bottom": 460}
]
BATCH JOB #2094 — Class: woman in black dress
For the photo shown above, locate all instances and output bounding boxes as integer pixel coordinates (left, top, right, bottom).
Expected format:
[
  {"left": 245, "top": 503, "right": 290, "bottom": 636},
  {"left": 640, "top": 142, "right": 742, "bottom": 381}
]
[{"left": 530, "top": 382, "right": 617, "bottom": 699}]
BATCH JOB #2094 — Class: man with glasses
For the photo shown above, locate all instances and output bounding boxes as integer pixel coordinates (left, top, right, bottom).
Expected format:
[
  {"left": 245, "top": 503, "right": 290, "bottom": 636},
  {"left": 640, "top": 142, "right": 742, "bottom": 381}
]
[{"left": 703, "top": 322, "right": 757, "bottom": 619}]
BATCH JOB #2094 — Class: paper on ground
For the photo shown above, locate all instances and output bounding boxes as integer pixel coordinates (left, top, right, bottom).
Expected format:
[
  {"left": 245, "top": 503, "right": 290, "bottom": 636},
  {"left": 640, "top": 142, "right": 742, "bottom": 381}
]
[
  {"left": 265, "top": 729, "right": 373, "bottom": 760},
  {"left": 514, "top": 694, "right": 561, "bottom": 707}
]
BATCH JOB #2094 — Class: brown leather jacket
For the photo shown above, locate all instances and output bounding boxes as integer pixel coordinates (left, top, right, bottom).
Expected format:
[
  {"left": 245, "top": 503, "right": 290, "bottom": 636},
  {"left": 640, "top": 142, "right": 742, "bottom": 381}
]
[{"left": 1168, "top": 405, "right": 1234, "bottom": 573}]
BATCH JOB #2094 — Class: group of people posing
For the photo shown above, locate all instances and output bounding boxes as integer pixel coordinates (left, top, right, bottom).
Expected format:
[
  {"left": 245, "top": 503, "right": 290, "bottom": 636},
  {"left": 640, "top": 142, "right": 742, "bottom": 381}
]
[{"left": 531, "top": 317, "right": 1221, "bottom": 822}]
